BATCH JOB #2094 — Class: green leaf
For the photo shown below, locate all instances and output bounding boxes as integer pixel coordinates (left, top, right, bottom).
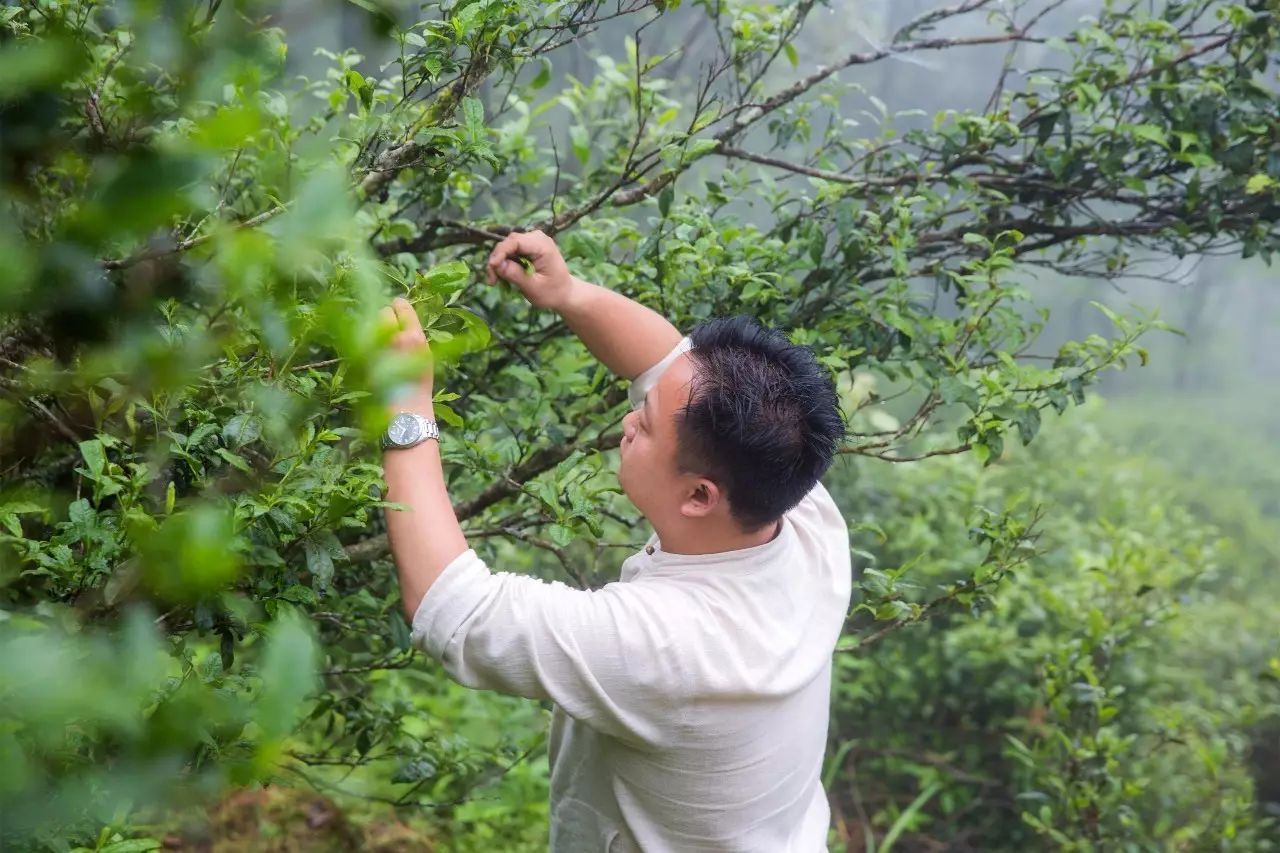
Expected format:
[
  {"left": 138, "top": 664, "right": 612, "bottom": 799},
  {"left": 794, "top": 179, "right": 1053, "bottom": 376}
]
[
  {"left": 1076, "top": 81, "right": 1102, "bottom": 105},
  {"left": 392, "top": 757, "right": 437, "bottom": 783},
  {"left": 138, "top": 506, "right": 243, "bottom": 602},
  {"left": 99, "top": 840, "right": 162, "bottom": 853},
  {"left": 0, "top": 500, "right": 44, "bottom": 516},
  {"left": 389, "top": 613, "right": 411, "bottom": 651},
  {"left": 68, "top": 498, "right": 94, "bottom": 528},
  {"left": 570, "top": 125, "right": 590, "bottom": 166},
  {"left": 880, "top": 784, "right": 942, "bottom": 853},
  {"left": 1246, "top": 173, "right": 1276, "bottom": 194},
  {"left": 548, "top": 523, "right": 575, "bottom": 547},
  {"left": 1036, "top": 112, "right": 1059, "bottom": 146},
  {"left": 1090, "top": 300, "right": 1124, "bottom": 327},
  {"left": 658, "top": 186, "right": 674, "bottom": 218},
  {"left": 430, "top": 307, "right": 491, "bottom": 362},
  {"left": 783, "top": 43, "right": 799, "bottom": 68},
  {"left": 280, "top": 584, "right": 319, "bottom": 605},
  {"left": 1128, "top": 123, "right": 1168, "bottom": 149},
  {"left": 530, "top": 58, "right": 552, "bottom": 90},
  {"left": 434, "top": 402, "right": 463, "bottom": 428},
  {"left": 222, "top": 414, "right": 262, "bottom": 448},
  {"left": 79, "top": 439, "right": 106, "bottom": 477},
  {"left": 453, "top": 2, "right": 484, "bottom": 35},
  {"left": 973, "top": 442, "right": 991, "bottom": 466},
  {"left": 685, "top": 138, "right": 720, "bottom": 159},
  {"left": 874, "top": 601, "right": 910, "bottom": 621},
  {"left": 417, "top": 260, "right": 470, "bottom": 295},
  {"left": 303, "top": 538, "right": 335, "bottom": 595},
  {"left": 188, "top": 423, "right": 219, "bottom": 448},
  {"left": 939, "top": 377, "right": 981, "bottom": 411},
  {"left": 983, "top": 432, "right": 1004, "bottom": 465},
  {"left": 0, "top": 38, "right": 82, "bottom": 99},
  {"left": 190, "top": 104, "right": 264, "bottom": 151},
  {"left": 256, "top": 610, "right": 318, "bottom": 740},
  {"left": 89, "top": 153, "right": 206, "bottom": 245},
  {"left": 215, "top": 448, "right": 253, "bottom": 473},
  {"left": 461, "top": 96, "right": 485, "bottom": 144},
  {"left": 1015, "top": 406, "right": 1041, "bottom": 446}
]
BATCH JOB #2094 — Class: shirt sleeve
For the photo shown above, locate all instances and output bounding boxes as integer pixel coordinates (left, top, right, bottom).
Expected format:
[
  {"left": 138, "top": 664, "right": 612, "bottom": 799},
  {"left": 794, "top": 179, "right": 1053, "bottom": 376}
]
[
  {"left": 410, "top": 548, "right": 687, "bottom": 747},
  {"left": 628, "top": 335, "right": 693, "bottom": 411}
]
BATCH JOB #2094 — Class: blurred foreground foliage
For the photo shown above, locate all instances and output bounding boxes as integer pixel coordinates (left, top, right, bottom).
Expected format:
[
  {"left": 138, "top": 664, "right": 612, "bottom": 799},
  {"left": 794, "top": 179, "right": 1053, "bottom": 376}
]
[{"left": 1, "top": 0, "right": 1278, "bottom": 848}]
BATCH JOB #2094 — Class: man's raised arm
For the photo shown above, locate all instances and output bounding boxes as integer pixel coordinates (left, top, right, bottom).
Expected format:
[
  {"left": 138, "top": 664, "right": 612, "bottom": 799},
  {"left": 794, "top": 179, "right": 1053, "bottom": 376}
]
[{"left": 486, "top": 230, "right": 684, "bottom": 379}]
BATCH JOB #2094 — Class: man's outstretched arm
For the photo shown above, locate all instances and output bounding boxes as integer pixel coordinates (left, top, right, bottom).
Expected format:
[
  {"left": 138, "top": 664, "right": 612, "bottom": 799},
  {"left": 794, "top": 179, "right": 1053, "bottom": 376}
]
[
  {"left": 486, "top": 230, "right": 684, "bottom": 380},
  {"left": 379, "top": 298, "right": 469, "bottom": 622},
  {"left": 383, "top": 232, "right": 684, "bottom": 623}
]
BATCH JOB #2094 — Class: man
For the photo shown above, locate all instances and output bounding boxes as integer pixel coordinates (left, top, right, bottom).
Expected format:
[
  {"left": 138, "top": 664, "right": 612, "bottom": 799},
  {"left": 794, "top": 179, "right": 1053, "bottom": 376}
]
[{"left": 379, "top": 230, "right": 851, "bottom": 851}]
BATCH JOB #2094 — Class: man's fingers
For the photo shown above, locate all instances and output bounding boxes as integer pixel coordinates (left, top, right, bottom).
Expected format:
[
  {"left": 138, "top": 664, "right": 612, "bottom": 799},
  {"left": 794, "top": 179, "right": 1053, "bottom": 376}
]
[
  {"left": 485, "top": 231, "right": 558, "bottom": 294},
  {"left": 391, "top": 297, "right": 424, "bottom": 335},
  {"left": 497, "top": 258, "right": 536, "bottom": 288},
  {"left": 488, "top": 234, "right": 522, "bottom": 268},
  {"left": 486, "top": 236, "right": 517, "bottom": 285},
  {"left": 381, "top": 299, "right": 429, "bottom": 353},
  {"left": 379, "top": 305, "right": 398, "bottom": 333},
  {"left": 494, "top": 233, "right": 546, "bottom": 267},
  {"left": 393, "top": 330, "right": 423, "bottom": 350}
]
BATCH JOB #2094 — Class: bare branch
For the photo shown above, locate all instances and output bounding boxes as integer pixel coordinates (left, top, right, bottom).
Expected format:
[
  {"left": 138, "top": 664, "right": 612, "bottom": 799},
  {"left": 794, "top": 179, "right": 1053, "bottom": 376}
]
[{"left": 894, "top": 0, "right": 997, "bottom": 42}]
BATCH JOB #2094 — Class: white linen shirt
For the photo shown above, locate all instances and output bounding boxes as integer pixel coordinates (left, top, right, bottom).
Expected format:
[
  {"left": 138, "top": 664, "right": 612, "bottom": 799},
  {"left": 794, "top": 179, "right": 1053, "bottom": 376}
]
[{"left": 411, "top": 336, "right": 852, "bottom": 852}]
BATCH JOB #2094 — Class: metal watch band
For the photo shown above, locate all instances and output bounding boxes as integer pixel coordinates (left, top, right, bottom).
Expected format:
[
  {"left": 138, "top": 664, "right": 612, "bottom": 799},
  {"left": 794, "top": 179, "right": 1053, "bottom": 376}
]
[{"left": 381, "top": 412, "right": 440, "bottom": 450}]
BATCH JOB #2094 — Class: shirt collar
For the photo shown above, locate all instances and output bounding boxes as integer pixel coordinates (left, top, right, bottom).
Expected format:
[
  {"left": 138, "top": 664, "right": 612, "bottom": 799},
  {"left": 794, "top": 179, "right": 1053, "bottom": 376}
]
[{"left": 636, "top": 515, "right": 793, "bottom": 573}]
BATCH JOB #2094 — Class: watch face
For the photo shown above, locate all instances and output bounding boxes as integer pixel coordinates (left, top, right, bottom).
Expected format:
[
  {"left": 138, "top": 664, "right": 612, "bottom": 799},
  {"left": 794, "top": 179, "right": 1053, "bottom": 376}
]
[{"left": 388, "top": 413, "right": 422, "bottom": 446}]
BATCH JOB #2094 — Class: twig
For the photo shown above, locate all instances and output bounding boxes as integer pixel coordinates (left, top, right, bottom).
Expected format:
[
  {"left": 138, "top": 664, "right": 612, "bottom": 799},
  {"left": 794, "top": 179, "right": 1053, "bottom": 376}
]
[
  {"left": 25, "top": 398, "right": 81, "bottom": 444},
  {"left": 101, "top": 204, "right": 287, "bottom": 270},
  {"left": 85, "top": 40, "right": 130, "bottom": 146},
  {"left": 839, "top": 508, "right": 1044, "bottom": 652}
]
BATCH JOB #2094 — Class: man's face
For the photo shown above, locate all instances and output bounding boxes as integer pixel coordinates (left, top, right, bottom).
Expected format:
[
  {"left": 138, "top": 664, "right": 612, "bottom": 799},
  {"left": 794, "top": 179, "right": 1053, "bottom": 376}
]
[{"left": 618, "top": 354, "right": 698, "bottom": 522}]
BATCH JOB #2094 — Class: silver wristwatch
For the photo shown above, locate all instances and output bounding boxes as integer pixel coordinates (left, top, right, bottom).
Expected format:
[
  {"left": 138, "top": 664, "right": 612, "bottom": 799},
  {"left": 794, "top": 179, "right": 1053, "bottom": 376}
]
[{"left": 381, "top": 412, "right": 440, "bottom": 450}]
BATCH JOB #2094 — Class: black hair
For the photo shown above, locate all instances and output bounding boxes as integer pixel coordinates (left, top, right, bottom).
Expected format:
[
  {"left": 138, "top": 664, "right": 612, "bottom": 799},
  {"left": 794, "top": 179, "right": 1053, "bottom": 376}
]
[{"left": 675, "top": 315, "right": 847, "bottom": 532}]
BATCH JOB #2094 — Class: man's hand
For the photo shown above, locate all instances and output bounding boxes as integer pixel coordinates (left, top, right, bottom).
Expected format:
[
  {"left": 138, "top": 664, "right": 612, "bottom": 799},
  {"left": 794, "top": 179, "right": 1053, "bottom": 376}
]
[
  {"left": 485, "top": 229, "right": 578, "bottom": 311},
  {"left": 380, "top": 296, "right": 434, "bottom": 415},
  {"left": 488, "top": 232, "right": 684, "bottom": 381}
]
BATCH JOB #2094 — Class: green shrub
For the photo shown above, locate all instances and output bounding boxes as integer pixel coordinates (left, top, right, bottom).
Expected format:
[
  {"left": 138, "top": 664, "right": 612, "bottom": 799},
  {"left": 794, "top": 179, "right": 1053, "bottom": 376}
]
[{"left": 827, "top": 401, "right": 1280, "bottom": 849}]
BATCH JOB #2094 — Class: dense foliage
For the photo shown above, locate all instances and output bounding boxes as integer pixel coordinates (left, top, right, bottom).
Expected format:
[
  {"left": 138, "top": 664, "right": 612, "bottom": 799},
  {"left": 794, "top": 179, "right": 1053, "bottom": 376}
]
[
  {"left": 829, "top": 399, "right": 1280, "bottom": 849},
  {"left": 1, "top": 0, "right": 1277, "bottom": 848}
]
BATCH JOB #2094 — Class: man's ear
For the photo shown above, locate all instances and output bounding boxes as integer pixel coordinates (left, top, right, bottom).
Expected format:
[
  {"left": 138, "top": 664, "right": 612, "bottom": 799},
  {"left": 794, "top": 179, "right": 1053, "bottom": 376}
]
[{"left": 680, "top": 478, "right": 721, "bottom": 519}]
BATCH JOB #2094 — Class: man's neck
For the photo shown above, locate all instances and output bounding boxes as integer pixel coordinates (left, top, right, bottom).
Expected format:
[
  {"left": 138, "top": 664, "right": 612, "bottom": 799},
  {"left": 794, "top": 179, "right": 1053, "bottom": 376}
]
[{"left": 654, "top": 517, "right": 782, "bottom": 557}]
